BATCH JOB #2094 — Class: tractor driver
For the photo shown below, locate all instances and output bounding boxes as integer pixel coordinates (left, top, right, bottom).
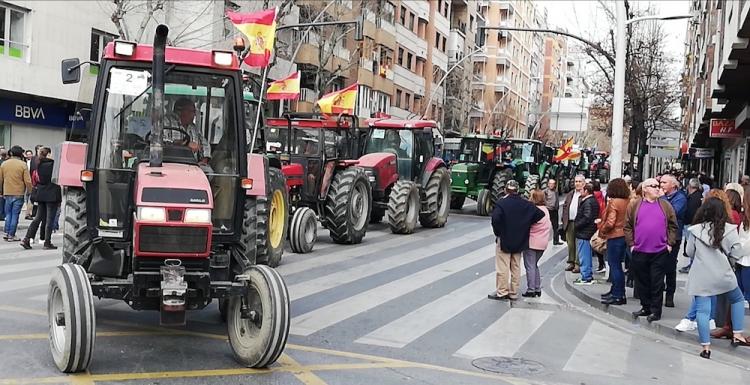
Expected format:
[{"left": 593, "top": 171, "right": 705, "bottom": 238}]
[
  {"left": 165, "top": 98, "right": 212, "bottom": 170},
  {"left": 383, "top": 130, "right": 406, "bottom": 158}
]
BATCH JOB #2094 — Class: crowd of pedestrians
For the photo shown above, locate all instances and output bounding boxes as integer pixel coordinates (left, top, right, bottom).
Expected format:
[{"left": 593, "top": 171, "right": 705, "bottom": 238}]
[
  {"left": 490, "top": 171, "right": 750, "bottom": 359},
  {"left": 0, "top": 144, "right": 61, "bottom": 248}
]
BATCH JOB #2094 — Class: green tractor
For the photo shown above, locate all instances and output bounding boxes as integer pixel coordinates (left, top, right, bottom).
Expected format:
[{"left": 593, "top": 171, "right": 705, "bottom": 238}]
[{"left": 449, "top": 136, "right": 545, "bottom": 215}]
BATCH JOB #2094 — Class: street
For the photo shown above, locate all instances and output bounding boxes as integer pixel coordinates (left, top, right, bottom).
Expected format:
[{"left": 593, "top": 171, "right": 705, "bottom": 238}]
[{"left": 1, "top": 205, "right": 748, "bottom": 385}]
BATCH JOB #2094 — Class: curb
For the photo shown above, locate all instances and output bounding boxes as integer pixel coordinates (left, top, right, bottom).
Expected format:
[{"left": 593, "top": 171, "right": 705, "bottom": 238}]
[{"left": 563, "top": 271, "right": 750, "bottom": 360}]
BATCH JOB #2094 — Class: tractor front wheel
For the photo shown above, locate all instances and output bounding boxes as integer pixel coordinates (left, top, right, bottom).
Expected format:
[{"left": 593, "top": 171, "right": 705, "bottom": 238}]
[
  {"left": 62, "top": 188, "right": 92, "bottom": 267},
  {"left": 324, "top": 167, "right": 371, "bottom": 244},
  {"left": 257, "top": 168, "right": 289, "bottom": 267},
  {"left": 477, "top": 189, "right": 492, "bottom": 216},
  {"left": 290, "top": 207, "right": 317, "bottom": 254},
  {"left": 228, "top": 265, "right": 290, "bottom": 368},
  {"left": 450, "top": 194, "right": 466, "bottom": 210},
  {"left": 48, "top": 263, "right": 96, "bottom": 373},
  {"left": 419, "top": 168, "right": 450, "bottom": 228},
  {"left": 387, "top": 181, "right": 420, "bottom": 234}
]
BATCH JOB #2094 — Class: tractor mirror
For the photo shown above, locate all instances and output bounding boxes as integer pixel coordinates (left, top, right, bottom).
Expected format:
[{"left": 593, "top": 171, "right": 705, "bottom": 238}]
[{"left": 61, "top": 58, "right": 81, "bottom": 84}]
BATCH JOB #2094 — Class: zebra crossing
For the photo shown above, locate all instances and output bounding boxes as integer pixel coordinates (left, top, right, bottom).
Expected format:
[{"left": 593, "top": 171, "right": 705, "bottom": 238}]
[{"left": 2, "top": 217, "right": 748, "bottom": 383}]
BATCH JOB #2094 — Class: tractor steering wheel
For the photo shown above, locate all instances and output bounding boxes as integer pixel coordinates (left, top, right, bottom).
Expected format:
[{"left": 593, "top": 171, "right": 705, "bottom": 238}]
[{"left": 145, "top": 127, "right": 192, "bottom": 146}]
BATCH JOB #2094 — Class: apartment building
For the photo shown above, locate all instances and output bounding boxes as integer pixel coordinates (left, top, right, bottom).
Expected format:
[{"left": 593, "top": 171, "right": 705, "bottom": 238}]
[
  {"left": 470, "top": 0, "right": 538, "bottom": 138},
  {"left": 680, "top": 0, "right": 750, "bottom": 184},
  {"left": 538, "top": 34, "right": 566, "bottom": 140},
  {"left": 444, "top": 0, "right": 481, "bottom": 134}
]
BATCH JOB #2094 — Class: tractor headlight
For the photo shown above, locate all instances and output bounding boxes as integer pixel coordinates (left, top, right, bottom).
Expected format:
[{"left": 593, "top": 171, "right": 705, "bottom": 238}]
[
  {"left": 137, "top": 207, "right": 166, "bottom": 222},
  {"left": 465, "top": 179, "right": 470, "bottom": 185},
  {"left": 184, "top": 208, "right": 212, "bottom": 224},
  {"left": 364, "top": 169, "right": 376, "bottom": 183}
]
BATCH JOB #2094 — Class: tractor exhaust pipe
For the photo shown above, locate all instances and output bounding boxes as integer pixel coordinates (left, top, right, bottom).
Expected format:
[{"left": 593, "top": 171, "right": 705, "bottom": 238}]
[{"left": 149, "top": 24, "right": 169, "bottom": 168}]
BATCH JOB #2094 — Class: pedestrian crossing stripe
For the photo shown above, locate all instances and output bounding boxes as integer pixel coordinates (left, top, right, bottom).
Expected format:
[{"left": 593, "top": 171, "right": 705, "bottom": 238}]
[
  {"left": 562, "top": 320, "right": 631, "bottom": 378},
  {"left": 455, "top": 308, "right": 554, "bottom": 359}
]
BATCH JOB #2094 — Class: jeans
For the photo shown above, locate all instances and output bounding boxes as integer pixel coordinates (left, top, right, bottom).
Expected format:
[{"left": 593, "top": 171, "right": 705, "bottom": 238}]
[
  {"left": 24, "top": 202, "right": 59, "bottom": 243},
  {"left": 523, "top": 249, "right": 544, "bottom": 291},
  {"left": 566, "top": 223, "right": 578, "bottom": 266},
  {"left": 607, "top": 237, "right": 626, "bottom": 299},
  {"left": 696, "top": 287, "right": 745, "bottom": 345},
  {"left": 0, "top": 196, "right": 4, "bottom": 220},
  {"left": 631, "top": 249, "right": 670, "bottom": 316},
  {"left": 3, "top": 196, "right": 24, "bottom": 237},
  {"left": 576, "top": 238, "right": 593, "bottom": 281},
  {"left": 736, "top": 265, "right": 750, "bottom": 303},
  {"left": 686, "top": 295, "right": 717, "bottom": 321}
]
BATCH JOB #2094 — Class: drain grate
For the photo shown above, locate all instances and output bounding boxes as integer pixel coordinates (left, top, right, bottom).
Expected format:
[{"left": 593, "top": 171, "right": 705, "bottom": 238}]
[{"left": 472, "top": 356, "right": 545, "bottom": 376}]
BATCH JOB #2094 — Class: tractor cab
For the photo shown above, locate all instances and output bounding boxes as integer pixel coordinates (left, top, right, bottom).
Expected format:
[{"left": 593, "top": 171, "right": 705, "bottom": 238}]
[{"left": 362, "top": 119, "right": 437, "bottom": 182}]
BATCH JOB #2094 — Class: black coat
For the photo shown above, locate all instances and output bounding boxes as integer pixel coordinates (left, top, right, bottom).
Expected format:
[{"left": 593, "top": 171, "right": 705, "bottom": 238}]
[
  {"left": 491, "top": 193, "right": 545, "bottom": 253},
  {"left": 574, "top": 195, "right": 599, "bottom": 240},
  {"left": 685, "top": 190, "right": 702, "bottom": 226},
  {"left": 33, "top": 158, "right": 62, "bottom": 203}
]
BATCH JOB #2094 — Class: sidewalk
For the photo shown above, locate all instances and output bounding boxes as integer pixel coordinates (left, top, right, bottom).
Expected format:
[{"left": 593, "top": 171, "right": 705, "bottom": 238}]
[{"left": 564, "top": 260, "right": 750, "bottom": 360}]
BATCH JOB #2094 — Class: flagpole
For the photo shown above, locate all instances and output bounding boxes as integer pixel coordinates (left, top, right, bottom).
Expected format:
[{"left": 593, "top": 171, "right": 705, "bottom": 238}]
[{"left": 250, "top": 64, "right": 270, "bottom": 153}]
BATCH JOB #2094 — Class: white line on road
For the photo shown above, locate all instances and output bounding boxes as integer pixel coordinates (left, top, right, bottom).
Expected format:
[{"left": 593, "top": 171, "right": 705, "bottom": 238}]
[
  {"left": 0, "top": 273, "right": 52, "bottom": 293},
  {"left": 290, "top": 243, "right": 495, "bottom": 336},
  {"left": 0, "top": 257, "right": 59, "bottom": 275},
  {"left": 288, "top": 230, "right": 491, "bottom": 301},
  {"left": 454, "top": 308, "right": 553, "bottom": 359},
  {"left": 563, "top": 321, "right": 631, "bottom": 378}
]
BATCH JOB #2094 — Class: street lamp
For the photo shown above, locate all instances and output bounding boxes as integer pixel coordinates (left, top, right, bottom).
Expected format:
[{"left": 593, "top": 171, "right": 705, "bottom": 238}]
[{"left": 610, "top": 7, "right": 692, "bottom": 179}]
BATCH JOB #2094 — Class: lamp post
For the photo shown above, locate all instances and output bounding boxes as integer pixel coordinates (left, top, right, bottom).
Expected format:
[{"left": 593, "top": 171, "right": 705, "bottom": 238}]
[{"left": 418, "top": 45, "right": 486, "bottom": 120}]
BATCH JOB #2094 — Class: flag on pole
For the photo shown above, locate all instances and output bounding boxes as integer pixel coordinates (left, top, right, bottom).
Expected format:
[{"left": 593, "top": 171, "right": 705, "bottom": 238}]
[
  {"left": 266, "top": 71, "right": 300, "bottom": 100},
  {"left": 226, "top": 9, "right": 277, "bottom": 67},
  {"left": 317, "top": 83, "right": 358, "bottom": 114},
  {"left": 553, "top": 137, "right": 575, "bottom": 162}
]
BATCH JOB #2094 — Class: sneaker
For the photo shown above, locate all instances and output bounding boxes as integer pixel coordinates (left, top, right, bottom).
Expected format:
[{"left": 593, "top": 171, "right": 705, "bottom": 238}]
[
  {"left": 709, "top": 319, "right": 717, "bottom": 330},
  {"left": 679, "top": 266, "right": 690, "bottom": 274},
  {"left": 573, "top": 278, "right": 594, "bottom": 285},
  {"left": 572, "top": 267, "right": 581, "bottom": 273},
  {"left": 596, "top": 266, "right": 606, "bottom": 274},
  {"left": 675, "top": 318, "right": 697, "bottom": 332},
  {"left": 6, "top": 236, "right": 20, "bottom": 242}
]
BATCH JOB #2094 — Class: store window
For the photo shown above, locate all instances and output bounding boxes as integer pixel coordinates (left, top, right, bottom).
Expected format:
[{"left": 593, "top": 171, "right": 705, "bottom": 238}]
[
  {"left": 0, "top": 3, "right": 28, "bottom": 59},
  {"left": 0, "top": 123, "right": 10, "bottom": 148}
]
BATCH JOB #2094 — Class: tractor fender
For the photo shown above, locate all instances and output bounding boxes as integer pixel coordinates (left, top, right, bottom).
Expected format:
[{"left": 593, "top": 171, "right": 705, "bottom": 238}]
[
  {"left": 358, "top": 152, "right": 398, "bottom": 192},
  {"left": 52, "top": 141, "right": 87, "bottom": 188},
  {"left": 246, "top": 153, "right": 267, "bottom": 196},
  {"left": 281, "top": 163, "right": 304, "bottom": 190},
  {"left": 319, "top": 161, "right": 337, "bottom": 200},
  {"left": 420, "top": 157, "right": 447, "bottom": 188}
]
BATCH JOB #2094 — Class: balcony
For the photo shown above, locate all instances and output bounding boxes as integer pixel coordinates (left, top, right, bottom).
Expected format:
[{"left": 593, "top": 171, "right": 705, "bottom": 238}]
[
  {"left": 495, "top": 47, "right": 511, "bottom": 67},
  {"left": 435, "top": 10, "right": 450, "bottom": 36},
  {"left": 449, "top": 30, "right": 466, "bottom": 61},
  {"left": 395, "top": 24, "right": 428, "bottom": 58},
  {"left": 433, "top": 50, "right": 449, "bottom": 71},
  {"left": 497, "top": 1, "right": 515, "bottom": 14},
  {"left": 472, "top": 52, "right": 488, "bottom": 63},
  {"left": 393, "top": 65, "right": 426, "bottom": 96},
  {"left": 494, "top": 77, "right": 510, "bottom": 93}
]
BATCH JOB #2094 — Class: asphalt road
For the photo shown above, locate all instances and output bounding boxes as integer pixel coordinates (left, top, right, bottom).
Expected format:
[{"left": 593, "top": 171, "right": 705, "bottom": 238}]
[{"left": 1, "top": 205, "right": 749, "bottom": 385}]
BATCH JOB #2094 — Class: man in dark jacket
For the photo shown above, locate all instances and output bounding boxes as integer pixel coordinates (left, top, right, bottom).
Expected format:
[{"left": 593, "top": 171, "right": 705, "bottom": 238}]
[
  {"left": 20, "top": 147, "right": 61, "bottom": 250},
  {"left": 680, "top": 178, "right": 703, "bottom": 273},
  {"left": 660, "top": 174, "right": 687, "bottom": 307},
  {"left": 489, "top": 180, "right": 544, "bottom": 301},
  {"left": 573, "top": 183, "right": 599, "bottom": 284},
  {"left": 562, "top": 175, "right": 586, "bottom": 272}
]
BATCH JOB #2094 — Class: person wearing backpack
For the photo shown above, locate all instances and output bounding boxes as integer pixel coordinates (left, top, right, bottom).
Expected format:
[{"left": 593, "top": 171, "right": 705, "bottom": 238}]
[{"left": 20, "top": 147, "right": 61, "bottom": 250}]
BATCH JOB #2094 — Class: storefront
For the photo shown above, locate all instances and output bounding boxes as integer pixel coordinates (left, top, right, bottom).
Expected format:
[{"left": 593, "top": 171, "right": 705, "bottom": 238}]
[{"left": 0, "top": 94, "right": 89, "bottom": 151}]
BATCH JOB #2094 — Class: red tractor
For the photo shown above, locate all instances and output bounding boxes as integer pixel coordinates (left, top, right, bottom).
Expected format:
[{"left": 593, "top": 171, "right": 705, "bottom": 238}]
[
  {"left": 263, "top": 113, "right": 371, "bottom": 253},
  {"left": 51, "top": 26, "right": 289, "bottom": 372},
  {"left": 358, "top": 119, "right": 450, "bottom": 234}
]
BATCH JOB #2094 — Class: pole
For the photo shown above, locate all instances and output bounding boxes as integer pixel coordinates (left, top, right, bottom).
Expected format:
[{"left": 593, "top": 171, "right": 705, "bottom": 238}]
[
  {"left": 250, "top": 65, "right": 270, "bottom": 153},
  {"left": 421, "top": 46, "right": 485, "bottom": 119},
  {"left": 610, "top": 2, "right": 627, "bottom": 179}
]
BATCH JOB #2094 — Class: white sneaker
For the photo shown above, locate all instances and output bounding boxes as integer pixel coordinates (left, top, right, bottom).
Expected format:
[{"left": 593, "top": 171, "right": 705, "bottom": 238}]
[
  {"left": 675, "top": 318, "right": 697, "bottom": 332},
  {"left": 709, "top": 319, "right": 717, "bottom": 330}
]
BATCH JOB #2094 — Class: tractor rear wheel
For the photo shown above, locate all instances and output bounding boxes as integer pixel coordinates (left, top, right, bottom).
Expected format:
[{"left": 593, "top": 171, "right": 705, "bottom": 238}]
[
  {"left": 324, "top": 167, "right": 371, "bottom": 244},
  {"left": 524, "top": 174, "right": 540, "bottom": 197},
  {"left": 48, "top": 263, "right": 96, "bottom": 373},
  {"left": 370, "top": 207, "right": 385, "bottom": 223},
  {"left": 228, "top": 265, "right": 290, "bottom": 368},
  {"left": 238, "top": 198, "right": 259, "bottom": 266},
  {"left": 419, "top": 168, "right": 450, "bottom": 228},
  {"left": 490, "top": 170, "right": 511, "bottom": 205},
  {"left": 450, "top": 195, "right": 466, "bottom": 210},
  {"left": 256, "top": 169, "right": 289, "bottom": 267},
  {"left": 387, "top": 181, "right": 419, "bottom": 234},
  {"left": 476, "top": 189, "right": 492, "bottom": 216},
  {"left": 62, "top": 188, "right": 92, "bottom": 267},
  {"left": 289, "top": 207, "right": 317, "bottom": 254}
]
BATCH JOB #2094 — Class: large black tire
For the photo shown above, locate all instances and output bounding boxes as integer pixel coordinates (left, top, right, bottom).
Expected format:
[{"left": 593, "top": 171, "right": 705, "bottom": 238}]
[
  {"left": 490, "top": 170, "right": 511, "bottom": 206},
  {"left": 323, "top": 167, "right": 371, "bottom": 244},
  {"left": 387, "top": 180, "right": 420, "bottom": 234},
  {"left": 289, "top": 207, "right": 317, "bottom": 254},
  {"left": 48, "top": 263, "right": 96, "bottom": 373},
  {"left": 238, "top": 198, "right": 259, "bottom": 267},
  {"left": 524, "top": 174, "right": 540, "bottom": 198},
  {"left": 256, "top": 169, "right": 289, "bottom": 267},
  {"left": 419, "top": 168, "right": 450, "bottom": 228},
  {"left": 370, "top": 207, "right": 385, "bottom": 223},
  {"left": 477, "top": 189, "right": 493, "bottom": 216},
  {"left": 62, "top": 188, "right": 92, "bottom": 267},
  {"left": 228, "top": 265, "right": 290, "bottom": 368},
  {"left": 450, "top": 195, "right": 466, "bottom": 210}
]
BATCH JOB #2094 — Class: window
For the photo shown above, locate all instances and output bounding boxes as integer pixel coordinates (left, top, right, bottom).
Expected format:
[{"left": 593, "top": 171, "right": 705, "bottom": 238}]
[
  {"left": 435, "top": 32, "right": 440, "bottom": 48},
  {"left": 404, "top": 93, "right": 411, "bottom": 110},
  {"left": 395, "top": 89, "right": 402, "bottom": 108},
  {"left": 400, "top": 6, "right": 406, "bottom": 25},
  {"left": 398, "top": 47, "right": 404, "bottom": 66},
  {"left": 409, "top": 12, "right": 415, "bottom": 31},
  {"left": 0, "top": 3, "right": 28, "bottom": 59},
  {"left": 407, "top": 52, "right": 413, "bottom": 71},
  {"left": 442, "top": 36, "right": 447, "bottom": 53},
  {"left": 90, "top": 29, "right": 117, "bottom": 74},
  {"left": 382, "top": 2, "right": 395, "bottom": 24},
  {"left": 470, "top": 15, "right": 474, "bottom": 30}
]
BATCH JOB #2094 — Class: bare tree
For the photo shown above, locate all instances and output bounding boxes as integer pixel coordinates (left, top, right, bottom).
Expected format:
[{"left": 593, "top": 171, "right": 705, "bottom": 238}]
[
  {"left": 105, "top": 0, "right": 167, "bottom": 42},
  {"left": 443, "top": 67, "right": 473, "bottom": 134}
]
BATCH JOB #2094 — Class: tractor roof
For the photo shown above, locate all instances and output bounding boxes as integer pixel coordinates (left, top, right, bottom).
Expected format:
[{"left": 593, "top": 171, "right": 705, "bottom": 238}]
[
  {"left": 103, "top": 42, "right": 239, "bottom": 70},
  {"left": 462, "top": 134, "right": 504, "bottom": 141},
  {"left": 367, "top": 118, "right": 437, "bottom": 129},
  {"left": 265, "top": 117, "right": 352, "bottom": 129},
  {"left": 507, "top": 138, "right": 543, "bottom": 145}
]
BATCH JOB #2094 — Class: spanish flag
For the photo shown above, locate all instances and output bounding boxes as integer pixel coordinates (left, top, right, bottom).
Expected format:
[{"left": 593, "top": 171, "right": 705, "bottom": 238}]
[
  {"left": 227, "top": 9, "right": 277, "bottom": 67},
  {"left": 266, "top": 71, "right": 300, "bottom": 100},
  {"left": 553, "top": 137, "right": 574, "bottom": 162},
  {"left": 317, "top": 83, "right": 358, "bottom": 114}
]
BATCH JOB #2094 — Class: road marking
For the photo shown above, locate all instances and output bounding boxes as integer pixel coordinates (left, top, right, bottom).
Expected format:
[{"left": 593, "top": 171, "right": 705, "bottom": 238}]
[
  {"left": 0, "top": 257, "right": 59, "bottom": 275},
  {"left": 0, "top": 274, "right": 50, "bottom": 293},
  {"left": 356, "top": 273, "right": 494, "bottom": 348},
  {"left": 563, "top": 321, "right": 631, "bottom": 378},
  {"left": 290, "top": 244, "right": 495, "bottom": 336},
  {"left": 289, "top": 230, "right": 491, "bottom": 300},
  {"left": 277, "top": 354, "right": 329, "bottom": 385},
  {"left": 277, "top": 221, "right": 476, "bottom": 276},
  {"left": 454, "top": 308, "right": 553, "bottom": 359},
  {"left": 0, "top": 330, "right": 177, "bottom": 340}
]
